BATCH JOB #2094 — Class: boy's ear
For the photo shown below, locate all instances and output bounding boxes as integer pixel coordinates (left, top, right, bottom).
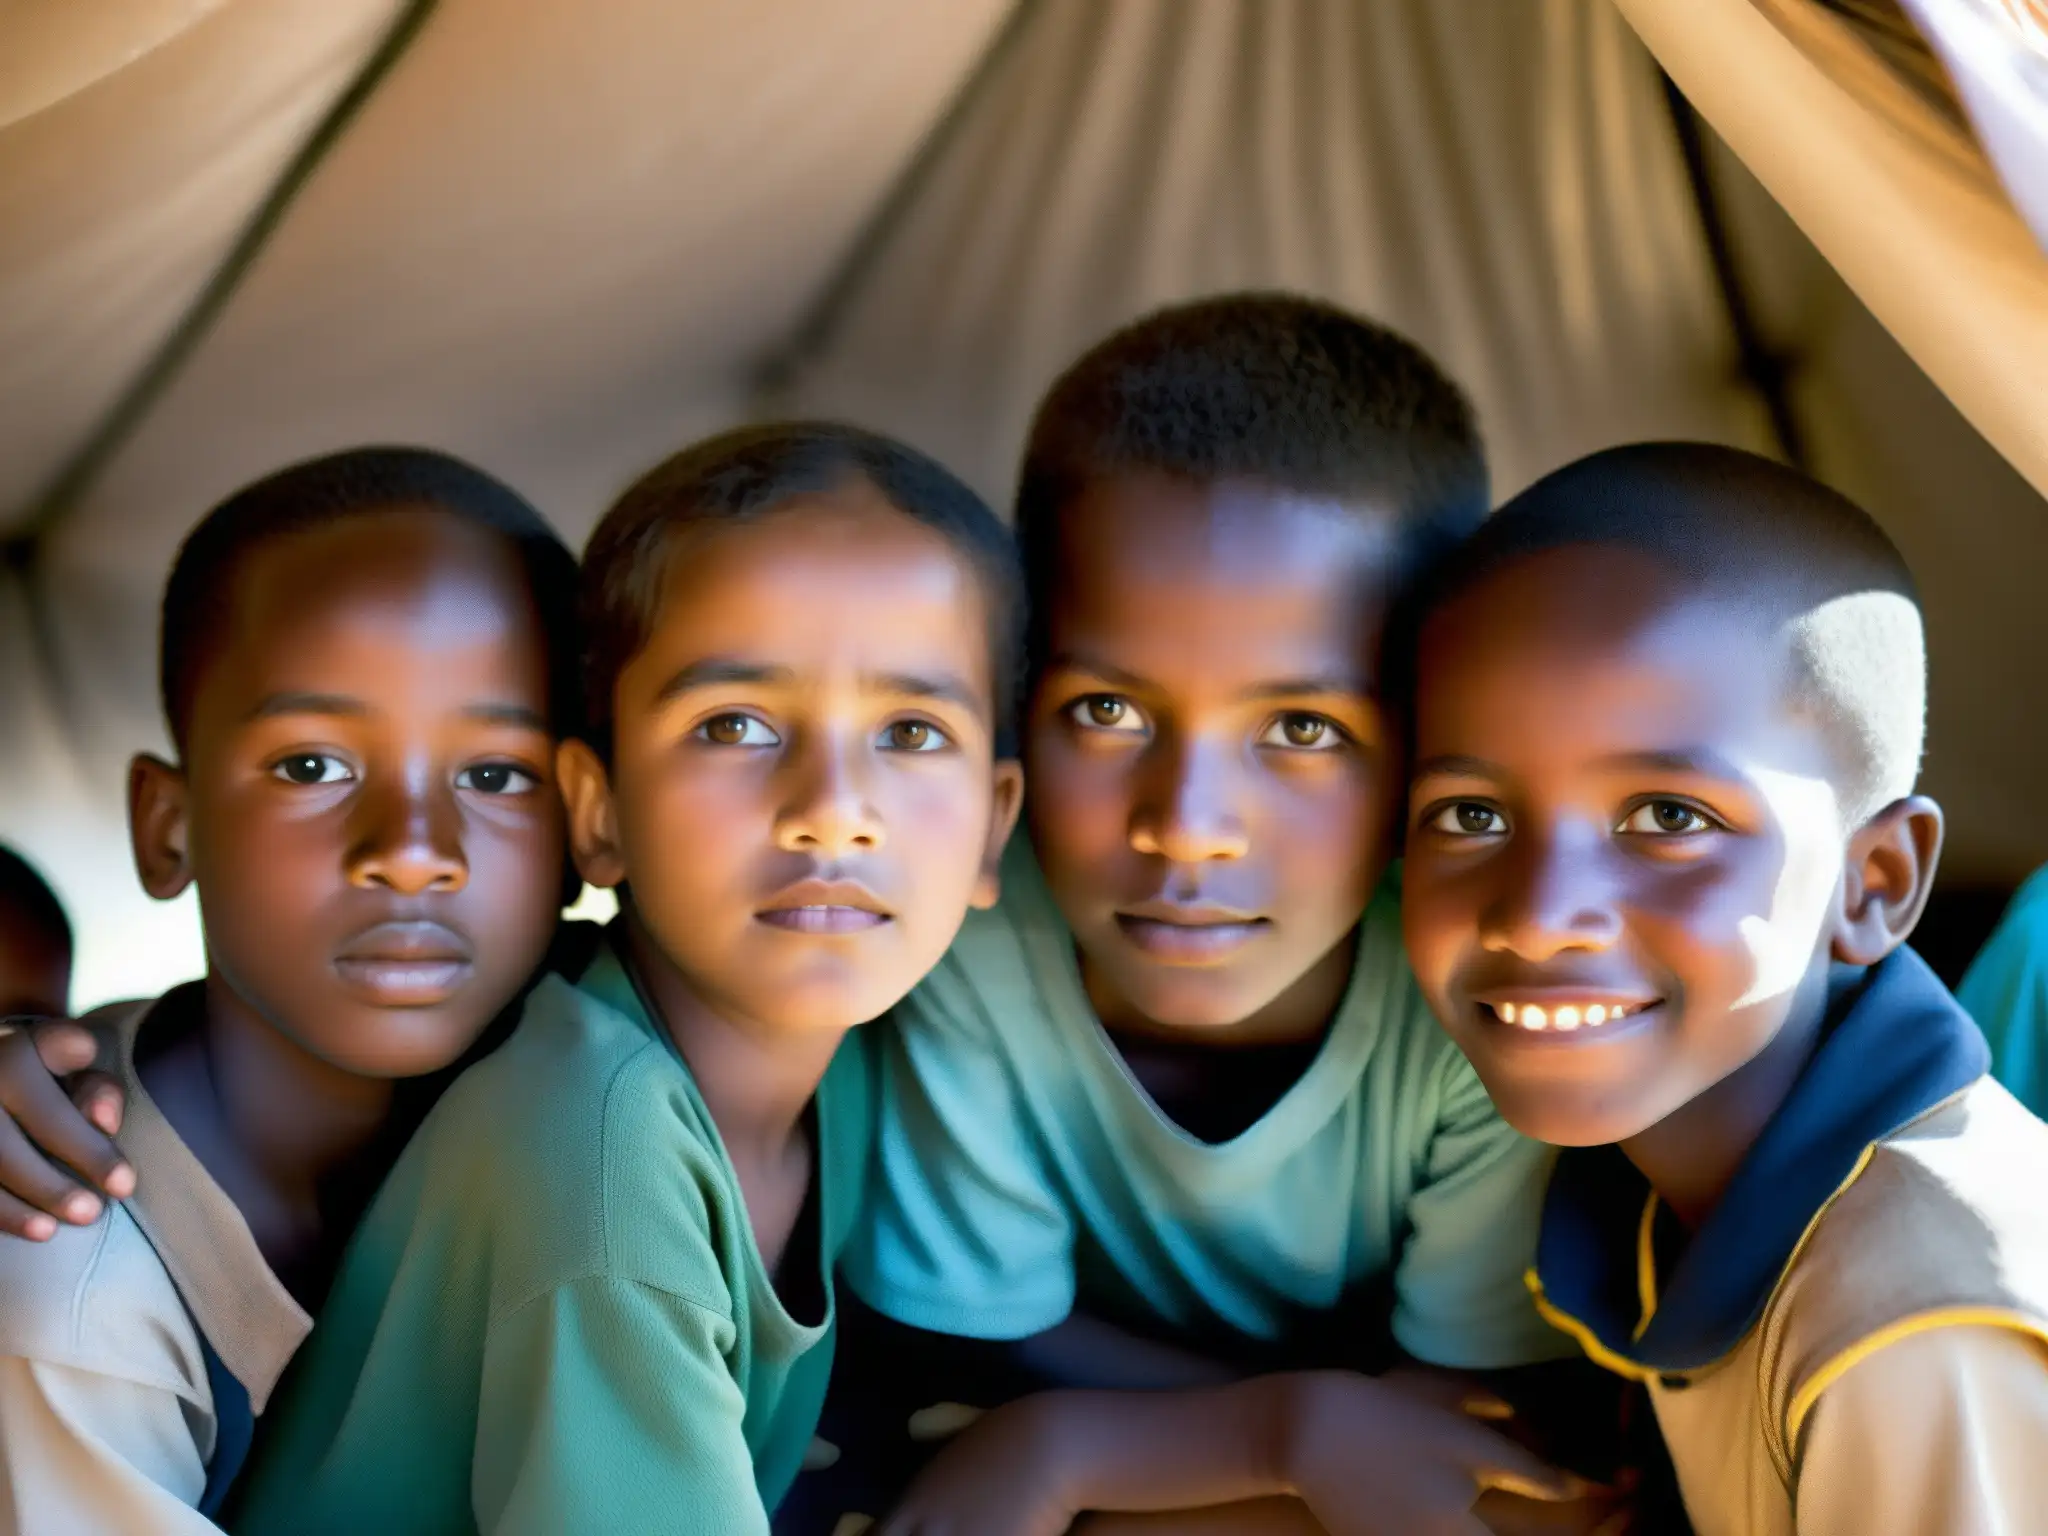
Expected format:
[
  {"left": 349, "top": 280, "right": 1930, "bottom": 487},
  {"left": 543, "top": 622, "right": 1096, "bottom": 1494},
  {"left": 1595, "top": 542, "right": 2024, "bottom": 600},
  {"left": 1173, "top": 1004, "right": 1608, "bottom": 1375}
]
[
  {"left": 970, "top": 761, "right": 1026, "bottom": 911},
  {"left": 128, "top": 754, "right": 193, "bottom": 901},
  {"left": 557, "top": 739, "right": 627, "bottom": 891},
  {"left": 1832, "top": 794, "right": 1943, "bottom": 967}
]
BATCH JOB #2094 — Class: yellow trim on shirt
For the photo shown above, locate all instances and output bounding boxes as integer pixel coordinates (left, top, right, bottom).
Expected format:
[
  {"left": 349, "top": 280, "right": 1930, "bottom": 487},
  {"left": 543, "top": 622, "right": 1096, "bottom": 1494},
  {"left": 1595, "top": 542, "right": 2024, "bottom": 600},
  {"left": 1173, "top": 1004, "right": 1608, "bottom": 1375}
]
[
  {"left": 1524, "top": 1269, "right": 1653, "bottom": 1383},
  {"left": 1784, "top": 1308, "right": 2048, "bottom": 1451},
  {"left": 1632, "top": 1194, "right": 1660, "bottom": 1343}
]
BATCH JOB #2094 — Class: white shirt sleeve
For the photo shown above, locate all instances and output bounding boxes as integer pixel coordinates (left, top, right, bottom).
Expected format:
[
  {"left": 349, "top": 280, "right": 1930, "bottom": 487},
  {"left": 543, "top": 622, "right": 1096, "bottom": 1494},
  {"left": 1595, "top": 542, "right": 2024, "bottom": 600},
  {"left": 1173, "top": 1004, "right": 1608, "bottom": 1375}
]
[
  {"left": 1794, "top": 1322, "right": 2048, "bottom": 1536},
  {"left": 0, "top": 1352, "right": 222, "bottom": 1535}
]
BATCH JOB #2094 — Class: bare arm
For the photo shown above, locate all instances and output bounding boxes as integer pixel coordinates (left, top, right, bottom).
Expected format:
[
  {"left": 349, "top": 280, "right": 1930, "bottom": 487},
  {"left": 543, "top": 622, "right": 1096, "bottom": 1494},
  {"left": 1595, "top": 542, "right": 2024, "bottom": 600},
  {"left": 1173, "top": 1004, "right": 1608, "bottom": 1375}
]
[{"left": 874, "top": 1370, "right": 1592, "bottom": 1536}]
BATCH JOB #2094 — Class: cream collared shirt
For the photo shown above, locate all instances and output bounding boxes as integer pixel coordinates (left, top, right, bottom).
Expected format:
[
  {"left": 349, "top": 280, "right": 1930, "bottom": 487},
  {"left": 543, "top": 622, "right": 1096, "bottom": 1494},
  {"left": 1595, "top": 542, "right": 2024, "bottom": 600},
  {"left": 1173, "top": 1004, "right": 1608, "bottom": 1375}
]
[{"left": 0, "top": 995, "right": 310, "bottom": 1534}]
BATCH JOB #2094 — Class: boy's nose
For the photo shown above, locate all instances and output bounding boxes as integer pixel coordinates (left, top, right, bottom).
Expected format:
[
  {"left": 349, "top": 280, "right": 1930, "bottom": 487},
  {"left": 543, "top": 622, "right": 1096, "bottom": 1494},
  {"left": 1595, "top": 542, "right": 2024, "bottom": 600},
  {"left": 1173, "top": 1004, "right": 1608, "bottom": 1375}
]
[
  {"left": 774, "top": 739, "right": 885, "bottom": 857},
  {"left": 349, "top": 782, "right": 469, "bottom": 894},
  {"left": 1128, "top": 737, "right": 1249, "bottom": 864},
  {"left": 1479, "top": 827, "right": 1620, "bottom": 960}
]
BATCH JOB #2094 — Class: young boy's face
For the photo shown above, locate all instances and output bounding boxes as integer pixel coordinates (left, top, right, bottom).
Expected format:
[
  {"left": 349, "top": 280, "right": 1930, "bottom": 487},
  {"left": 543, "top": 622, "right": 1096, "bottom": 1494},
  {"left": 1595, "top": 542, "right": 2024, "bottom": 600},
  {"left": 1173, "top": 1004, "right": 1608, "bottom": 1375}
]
[
  {"left": 1025, "top": 473, "right": 1399, "bottom": 1037},
  {"left": 1401, "top": 545, "right": 1858, "bottom": 1146},
  {"left": 564, "top": 481, "right": 1023, "bottom": 1036},
  {"left": 134, "top": 507, "right": 567, "bottom": 1077}
]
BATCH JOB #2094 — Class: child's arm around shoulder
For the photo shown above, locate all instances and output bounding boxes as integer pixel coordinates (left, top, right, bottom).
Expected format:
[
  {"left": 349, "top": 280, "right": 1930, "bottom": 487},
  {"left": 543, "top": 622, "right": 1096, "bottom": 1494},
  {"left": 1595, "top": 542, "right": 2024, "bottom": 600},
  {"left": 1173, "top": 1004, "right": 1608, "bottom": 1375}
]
[{"left": 1790, "top": 1323, "right": 2048, "bottom": 1535}]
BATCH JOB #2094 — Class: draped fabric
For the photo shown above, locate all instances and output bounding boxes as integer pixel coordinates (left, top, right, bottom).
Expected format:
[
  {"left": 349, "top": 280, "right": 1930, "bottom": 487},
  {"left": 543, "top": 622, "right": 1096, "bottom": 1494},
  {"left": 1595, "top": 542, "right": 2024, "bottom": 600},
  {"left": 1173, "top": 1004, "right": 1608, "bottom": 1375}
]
[{"left": 0, "top": 0, "right": 2043, "bottom": 1007}]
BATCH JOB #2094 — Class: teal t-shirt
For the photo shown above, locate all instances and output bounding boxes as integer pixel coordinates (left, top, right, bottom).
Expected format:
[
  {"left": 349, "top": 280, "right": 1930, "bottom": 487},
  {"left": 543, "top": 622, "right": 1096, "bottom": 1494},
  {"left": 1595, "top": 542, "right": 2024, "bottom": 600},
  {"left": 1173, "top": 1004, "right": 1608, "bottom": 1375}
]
[
  {"left": 1958, "top": 864, "right": 2048, "bottom": 1117},
  {"left": 230, "top": 934, "right": 874, "bottom": 1536},
  {"left": 842, "top": 841, "right": 1567, "bottom": 1370}
]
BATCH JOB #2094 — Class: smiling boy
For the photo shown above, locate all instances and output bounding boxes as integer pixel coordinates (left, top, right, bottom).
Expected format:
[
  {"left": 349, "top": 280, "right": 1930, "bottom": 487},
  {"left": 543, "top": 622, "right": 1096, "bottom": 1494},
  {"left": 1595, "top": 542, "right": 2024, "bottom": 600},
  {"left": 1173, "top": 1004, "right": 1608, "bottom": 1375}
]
[
  {"left": 0, "top": 448, "right": 580, "bottom": 1532},
  {"left": 225, "top": 423, "right": 1025, "bottom": 1536},
  {"left": 1400, "top": 442, "right": 2048, "bottom": 1535}
]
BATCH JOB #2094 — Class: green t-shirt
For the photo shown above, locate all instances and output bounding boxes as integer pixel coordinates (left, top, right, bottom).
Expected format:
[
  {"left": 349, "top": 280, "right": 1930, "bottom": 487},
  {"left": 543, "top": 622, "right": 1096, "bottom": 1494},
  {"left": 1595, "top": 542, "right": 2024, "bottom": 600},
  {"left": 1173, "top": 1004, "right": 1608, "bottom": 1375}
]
[
  {"left": 1959, "top": 863, "right": 2048, "bottom": 1117},
  {"left": 842, "top": 841, "right": 1566, "bottom": 1370},
  {"left": 230, "top": 934, "right": 874, "bottom": 1536}
]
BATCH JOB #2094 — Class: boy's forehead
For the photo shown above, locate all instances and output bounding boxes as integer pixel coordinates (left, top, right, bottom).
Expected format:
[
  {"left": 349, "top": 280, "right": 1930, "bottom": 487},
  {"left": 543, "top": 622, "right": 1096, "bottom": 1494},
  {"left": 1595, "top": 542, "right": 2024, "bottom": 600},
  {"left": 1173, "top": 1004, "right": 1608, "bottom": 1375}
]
[
  {"left": 1418, "top": 547, "right": 1818, "bottom": 764},
  {"left": 1047, "top": 473, "right": 1395, "bottom": 678},
  {"left": 192, "top": 510, "right": 543, "bottom": 722},
  {"left": 632, "top": 493, "right": 995, "bottom": 700}
]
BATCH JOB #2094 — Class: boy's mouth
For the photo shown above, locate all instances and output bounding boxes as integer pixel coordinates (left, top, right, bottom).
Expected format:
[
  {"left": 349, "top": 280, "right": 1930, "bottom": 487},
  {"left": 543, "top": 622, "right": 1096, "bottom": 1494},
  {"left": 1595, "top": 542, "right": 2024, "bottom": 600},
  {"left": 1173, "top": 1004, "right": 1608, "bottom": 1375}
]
[
  {"left": 757, "top": 879, "right": 892, "bottom": 935},
  {"left": 333, "top": 920, "right": 475, "bottom": 1006},
  {"left": 1115, "top": 901, "right": 1270, "bottom": 964},
  {"left": 1470, "top": 990, "right": 1664, "bottom": 1043}
]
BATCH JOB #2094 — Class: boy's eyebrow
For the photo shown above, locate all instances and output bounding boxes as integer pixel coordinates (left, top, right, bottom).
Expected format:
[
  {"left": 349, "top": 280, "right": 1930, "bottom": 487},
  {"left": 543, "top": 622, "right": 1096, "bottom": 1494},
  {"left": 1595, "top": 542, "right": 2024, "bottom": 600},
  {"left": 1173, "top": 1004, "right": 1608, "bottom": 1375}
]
[
  {"left": 654, "top": 659, "right": 985, "bottom": 716},
  {"left": 1046, "top": 654, "right": 1368, "bottom": 702},
  {"left": 1237, "top": 674, "right": 1371, "bottom": 702},
  {"left": 654, "top": 659, "right": 793, "bottom": 703},
  {"left": 1594, "top": 746, "right": 1748, "bottom": 779},
  {"left": 244, "top": 691, "right": 369, "bottom": 723},
  {"left": 461, "top": 702, "right": 550, "bottom": 731},
  {"left": 1411, "top": 753, "right": 1502, "bottom": 781},
  {"left": 869, "top": 670, "right": 986, "bottom": 716}
]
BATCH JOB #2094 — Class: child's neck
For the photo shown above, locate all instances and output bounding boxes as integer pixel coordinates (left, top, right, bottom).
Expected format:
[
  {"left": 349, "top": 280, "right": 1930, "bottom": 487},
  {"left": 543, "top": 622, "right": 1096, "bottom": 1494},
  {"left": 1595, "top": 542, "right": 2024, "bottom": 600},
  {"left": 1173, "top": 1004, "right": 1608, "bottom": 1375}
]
[
  {"left": 141, "top": 975, "right": 402, "bottom": 1303},
  {"left": 1619, "top": 967, "right": 1835, "bottom": 1230},
  {"left": 620, "top": 911, "right": 844, "bottom": 1160}
]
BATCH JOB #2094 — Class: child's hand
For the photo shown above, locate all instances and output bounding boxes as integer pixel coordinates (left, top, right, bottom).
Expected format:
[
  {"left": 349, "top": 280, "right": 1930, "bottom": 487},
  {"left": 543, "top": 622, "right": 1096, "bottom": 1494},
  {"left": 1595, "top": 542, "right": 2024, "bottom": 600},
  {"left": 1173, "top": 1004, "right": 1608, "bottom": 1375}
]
[
  {"left": 0, "top": 1018, "right": 132, "bottom": 1239},
  {"left": 873, "top": 1396, "right": 1077, "bottom": 1536},
  {"left": 1284, "top": 1371, "right": 1597, "bottom": 1536}
]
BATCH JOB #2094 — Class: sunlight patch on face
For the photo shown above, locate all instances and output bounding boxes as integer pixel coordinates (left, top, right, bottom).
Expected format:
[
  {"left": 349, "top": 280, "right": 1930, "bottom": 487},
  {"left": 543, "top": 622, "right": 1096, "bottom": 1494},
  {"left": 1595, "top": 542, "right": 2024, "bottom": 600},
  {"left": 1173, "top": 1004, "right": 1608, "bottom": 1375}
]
[{"left": 1733, "top": 764, "right": 1848, "bottom": 1010}]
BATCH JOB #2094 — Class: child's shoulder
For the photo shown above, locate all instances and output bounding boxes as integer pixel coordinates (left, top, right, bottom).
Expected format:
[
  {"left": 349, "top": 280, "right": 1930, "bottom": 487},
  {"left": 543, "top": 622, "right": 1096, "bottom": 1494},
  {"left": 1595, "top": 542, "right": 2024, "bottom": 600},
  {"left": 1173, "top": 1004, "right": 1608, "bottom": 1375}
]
[
  {"left": 1760, "top": 1076, "right": 2048, "bottom": 1450},
  {"left": 405, "top": 971, "right": 732, "bottom": 1294},
  {"left": 0, "top": 1198, "right": 202, "bottom": 1392}
]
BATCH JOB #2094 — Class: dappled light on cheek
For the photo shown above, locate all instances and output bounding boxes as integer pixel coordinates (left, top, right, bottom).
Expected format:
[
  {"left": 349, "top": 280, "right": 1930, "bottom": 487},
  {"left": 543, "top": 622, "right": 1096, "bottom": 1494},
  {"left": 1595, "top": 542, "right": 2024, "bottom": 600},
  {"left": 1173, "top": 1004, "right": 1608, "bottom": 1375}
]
[{"left": 1733, "top": 766, "right": 1846, "bottom": 1010}]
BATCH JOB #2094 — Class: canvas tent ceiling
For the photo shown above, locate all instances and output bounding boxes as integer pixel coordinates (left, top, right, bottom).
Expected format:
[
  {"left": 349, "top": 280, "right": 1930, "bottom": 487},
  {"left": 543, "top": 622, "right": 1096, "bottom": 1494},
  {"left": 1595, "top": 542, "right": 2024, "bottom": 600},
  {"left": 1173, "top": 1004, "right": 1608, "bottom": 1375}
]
[{"left": 1, "top": 0, "right": 2044, "bottom": 1011}]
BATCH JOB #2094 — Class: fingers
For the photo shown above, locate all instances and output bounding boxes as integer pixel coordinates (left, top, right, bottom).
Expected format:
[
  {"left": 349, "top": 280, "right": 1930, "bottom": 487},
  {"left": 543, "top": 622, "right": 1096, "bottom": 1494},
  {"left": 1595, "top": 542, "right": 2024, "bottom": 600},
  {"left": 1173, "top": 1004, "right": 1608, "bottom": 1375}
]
[
  {"left": 0, "top": 1187, "right": 60, "bottom": 1242},
  {"left": 0, "top": 1030, "right": 133, "bottom": 1210},
  {"left": 27, "top": 1022, "right": 101, "bottom": 1078},
  {"left": 1454, "top": 1423, "right": 1591, "bottom": 1504},
  {"left": 1380, "top": 1368, "right": 1514, "bottom": 1421},
  {"left": 71, "top": 1072, "right": 127, "bottom": 1139}
]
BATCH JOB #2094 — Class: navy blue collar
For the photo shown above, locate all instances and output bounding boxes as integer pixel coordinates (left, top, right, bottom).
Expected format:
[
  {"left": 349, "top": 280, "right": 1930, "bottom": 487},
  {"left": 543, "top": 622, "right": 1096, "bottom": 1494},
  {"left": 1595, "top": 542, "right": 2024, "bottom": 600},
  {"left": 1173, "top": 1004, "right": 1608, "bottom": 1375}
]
[{"left": 1533, "top": 947, "right": 1988, "bottom": 1375}]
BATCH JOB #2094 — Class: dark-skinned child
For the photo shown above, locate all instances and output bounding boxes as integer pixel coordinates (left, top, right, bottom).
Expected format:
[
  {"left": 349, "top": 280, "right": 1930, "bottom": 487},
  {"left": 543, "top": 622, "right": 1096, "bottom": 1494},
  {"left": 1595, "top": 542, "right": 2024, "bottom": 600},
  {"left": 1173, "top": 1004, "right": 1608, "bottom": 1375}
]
[
  {"left": 0, "top": 448, "right": 581, "bottom": 1532},
  {"left": 841, "top": 297, "right": 1612, "bottom": 1536},
  {"left": 1399, "top": 442, "right": 2048, "bottom": 1535}
]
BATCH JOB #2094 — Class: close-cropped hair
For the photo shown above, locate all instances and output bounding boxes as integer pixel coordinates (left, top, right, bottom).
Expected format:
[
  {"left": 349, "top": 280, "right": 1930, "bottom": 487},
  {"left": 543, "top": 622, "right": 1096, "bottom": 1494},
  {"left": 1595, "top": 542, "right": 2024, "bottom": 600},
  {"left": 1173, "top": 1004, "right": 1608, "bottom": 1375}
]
[
  {"left": 0, "top": 845, "right": 72, "bottom": 961},
  {"left": 1015, "top": 291, "right": 1490, "bottom": 665},
  {"left": 1421, "top": 441, "right": 1926, "bottom": 823},
  {"left": 578, "top": 421, "right": 1026, "bottom": 755},
  {"left": 159, "top": 446, "right": 583, "bottom": 752}
]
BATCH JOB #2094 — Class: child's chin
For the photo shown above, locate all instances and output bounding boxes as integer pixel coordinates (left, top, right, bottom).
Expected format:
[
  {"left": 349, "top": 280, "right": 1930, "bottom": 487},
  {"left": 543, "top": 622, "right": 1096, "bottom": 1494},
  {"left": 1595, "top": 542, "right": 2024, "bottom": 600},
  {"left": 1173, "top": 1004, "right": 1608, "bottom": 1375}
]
[{"left": 1491, "top": 1086, "right": 1657, "bottom": 1150}]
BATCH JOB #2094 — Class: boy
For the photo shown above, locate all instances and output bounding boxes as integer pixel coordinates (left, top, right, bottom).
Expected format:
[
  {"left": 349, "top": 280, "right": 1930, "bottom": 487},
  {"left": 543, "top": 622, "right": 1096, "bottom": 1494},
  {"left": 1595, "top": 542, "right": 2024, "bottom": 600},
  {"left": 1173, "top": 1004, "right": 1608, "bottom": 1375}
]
[
  {"left": 0, "top": 847, "right": 71, "bottom": 1025},
  {"left": 0, "top": 448, "right": 582, "bottom": 1532},
  {"left": 839, "top": 297, "right": 1601, "bottom": 1533},
  {"left": 224, "top": 423, "right": 1027, "bottom": 1535},
  {"left": 1398, "top": 441, "right": 2048, "bottom": 1534}
]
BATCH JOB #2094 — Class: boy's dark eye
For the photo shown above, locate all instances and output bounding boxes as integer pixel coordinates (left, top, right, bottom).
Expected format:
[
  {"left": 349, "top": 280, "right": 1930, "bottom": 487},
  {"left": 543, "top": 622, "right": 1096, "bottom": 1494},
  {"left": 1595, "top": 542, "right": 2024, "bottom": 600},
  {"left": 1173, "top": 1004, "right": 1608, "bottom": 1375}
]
[
  {"left": 880, "top": 720, "right": 948, "bottom": 753},
  {"left": 698, "top": 713, "right": 779, "bottom": 747},
  {"left": 1257, "top": 712, "right": 1340, "bottom": 750},
  {"left": 1619, "top": 800, "right": 1716, "bottom": 836},
  {"left": 1068, "top": 695, "right": 1145, "bottom": 734},
  {"left": 1423, "top": 801, "right": 1506, "bottom": 836},
  {"left": 456, "top": 763, "right": 538, "bottom": 795},
  {"left": 273, "top": 753, "right": 351, "bottom": 786}
]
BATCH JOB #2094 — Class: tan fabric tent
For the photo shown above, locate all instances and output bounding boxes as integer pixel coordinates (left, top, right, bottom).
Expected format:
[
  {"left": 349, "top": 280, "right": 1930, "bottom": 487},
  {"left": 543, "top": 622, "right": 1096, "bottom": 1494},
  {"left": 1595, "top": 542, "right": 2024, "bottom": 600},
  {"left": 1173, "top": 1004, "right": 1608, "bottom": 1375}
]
[{"left": 2, "top": 0, "right": 2044, "bottom": 1010}]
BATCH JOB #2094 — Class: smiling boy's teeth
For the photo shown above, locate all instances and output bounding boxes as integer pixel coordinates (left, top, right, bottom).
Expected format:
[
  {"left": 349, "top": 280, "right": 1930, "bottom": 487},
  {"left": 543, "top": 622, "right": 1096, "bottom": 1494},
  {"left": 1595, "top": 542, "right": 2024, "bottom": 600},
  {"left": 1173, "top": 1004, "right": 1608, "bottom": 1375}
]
[{"left": 1491, "top": 1001, "right": 1641, "bottom": 1030}]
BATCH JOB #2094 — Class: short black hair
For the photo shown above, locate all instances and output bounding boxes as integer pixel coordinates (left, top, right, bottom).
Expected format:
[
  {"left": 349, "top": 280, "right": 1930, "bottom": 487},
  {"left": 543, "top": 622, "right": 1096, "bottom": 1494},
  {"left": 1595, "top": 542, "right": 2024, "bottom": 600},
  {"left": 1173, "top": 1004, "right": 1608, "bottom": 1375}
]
[
  {"left": 1423, "top": 442, "right": 1925, "bottom": 822},
  {"left": 1016, "top": 292, "right": 1490, "bottom": 662},
  {"left": 579, "top": 421, "right": 1025, "bottom": 753},
  {"left": 0, "top": 846, "right": 71, "bottom": 962},
  {"left": 159, "top": 447, "right": 582, "bottom": 753}
]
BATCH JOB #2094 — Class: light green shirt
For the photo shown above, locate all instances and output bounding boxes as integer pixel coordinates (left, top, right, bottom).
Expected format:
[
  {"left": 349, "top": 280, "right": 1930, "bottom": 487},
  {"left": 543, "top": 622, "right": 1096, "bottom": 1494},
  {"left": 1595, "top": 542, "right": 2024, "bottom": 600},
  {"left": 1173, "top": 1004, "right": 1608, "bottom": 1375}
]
[
  {"left": 230, "top": 933, "right": 874, "bottom": 1536},
  {"left": 842, "top": 842, "right": 1566, "bottom": 1370}
]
